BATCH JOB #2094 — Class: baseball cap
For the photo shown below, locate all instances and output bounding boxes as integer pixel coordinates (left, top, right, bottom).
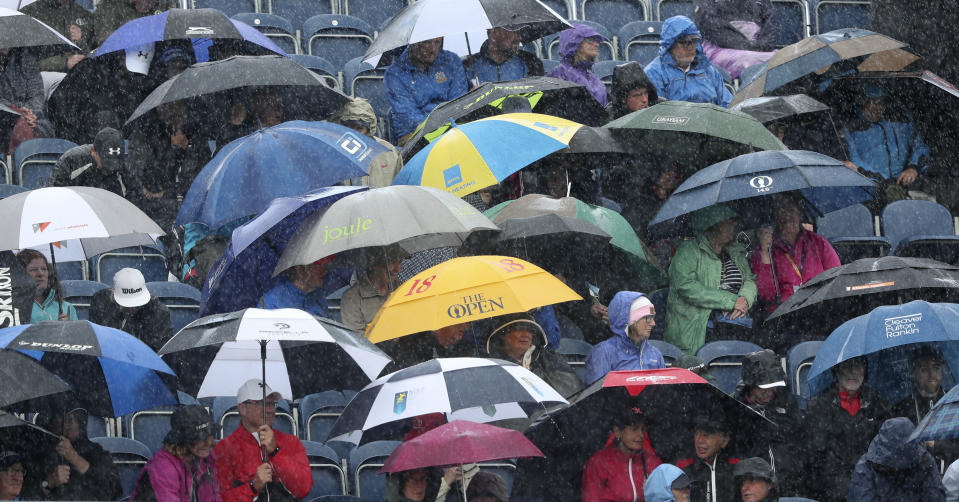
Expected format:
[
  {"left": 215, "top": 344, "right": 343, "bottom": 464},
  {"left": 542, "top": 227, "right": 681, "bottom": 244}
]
[
  {"left": 741, "top": 349, "right": 786, "bottom": 389},
  {"left": 163, "top": 405, "right": 220, "bottom": 445},
  {"left": 0, "top": 452, "right": 20, "bottom": 470},
  {"left": 237, "top": 378, "right": 283, "bottom": 403},
  {"left": 693, "top": 414, "right": 729, "bottom": 434},
  {"left": 112, "top": 268, "right": 150, "bottom": 308},
  {"left": 93, "top": 127, "right": 124, "bottom": 173}
]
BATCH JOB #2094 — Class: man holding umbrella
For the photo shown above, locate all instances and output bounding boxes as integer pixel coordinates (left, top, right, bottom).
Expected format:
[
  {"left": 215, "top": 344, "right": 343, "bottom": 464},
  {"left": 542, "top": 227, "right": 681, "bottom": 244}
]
[{"left": 462, "top": 27, "right": 544, "bottom": 85}]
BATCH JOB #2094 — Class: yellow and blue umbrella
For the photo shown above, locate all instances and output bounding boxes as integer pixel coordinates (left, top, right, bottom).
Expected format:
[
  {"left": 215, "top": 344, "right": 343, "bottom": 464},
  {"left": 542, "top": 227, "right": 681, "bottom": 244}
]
[{"left": 393, "top": 113, "right": 583, "bottom": 198}]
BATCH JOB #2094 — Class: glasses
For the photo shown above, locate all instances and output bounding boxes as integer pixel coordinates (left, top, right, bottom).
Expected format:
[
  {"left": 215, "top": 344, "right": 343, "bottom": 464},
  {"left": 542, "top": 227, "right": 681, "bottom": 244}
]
[
  {"left": 675, "top": 37, "right": 700, "bottom": 47},
  {"left": 2, "top": 468, "right": 25, "bottom": 476},
  {"left": 243, "top": 400, "right": 278, "bottom": 409}
]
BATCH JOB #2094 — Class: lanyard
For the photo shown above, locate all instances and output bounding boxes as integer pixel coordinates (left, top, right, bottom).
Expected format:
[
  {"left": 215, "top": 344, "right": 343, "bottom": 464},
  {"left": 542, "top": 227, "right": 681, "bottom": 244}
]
[{"left": 779, "top": 238, "right": 806, "bottom": 282}]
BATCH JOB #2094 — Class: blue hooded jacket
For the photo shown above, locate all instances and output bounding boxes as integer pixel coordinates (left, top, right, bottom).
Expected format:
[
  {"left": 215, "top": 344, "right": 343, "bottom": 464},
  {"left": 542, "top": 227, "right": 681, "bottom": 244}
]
[
  {"left": 643, "top": 16, "right": 732, "bottom": 107},
  {"left": 584, "top": 291, "right": 665, "bottom": 384},
  {"left": 644, "top": 464, "right": 686, "bottom": 502},
  {"left": 843, "top": 109, "right": 930, "bottom": 180},
  {"left": 847, "top": 417, "right": 945, "bottom": 501},
  {"left": 545, "top": 23, "right": 609, "bottom": 106},
  {"left": 384, "top": 44, "right": 469, "bottom": 137}
]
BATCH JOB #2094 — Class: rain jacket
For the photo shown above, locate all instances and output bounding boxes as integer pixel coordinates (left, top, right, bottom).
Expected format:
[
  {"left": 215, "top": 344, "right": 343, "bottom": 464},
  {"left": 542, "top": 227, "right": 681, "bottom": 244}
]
[
  {"left": 585, "top": 291, "right": 665, "bottom": 384},
  {"left": 331, "top": 98, "right": 403, "bottom": 188},
  {"left": 89, "top": 288, "right": 173, "bottom": 353},
  {"left": 21, "top": 0, "right": 96, "bottom": 73},
  {"left": 131, "top": 449, "right": 222, "bottom": 502},
  {"left": 30, "top": 288, "right": 78, "bottom": 323},
  {"left": 545, "top": 24, "right": 609, "bottom": 107},
  {"left": 843, "top": 109, "right": 930, "bottom": 180},
  {"left": 643, "top": 16, "right": 732, "bottom": 107},
  {"left": 693, "top": 0, "right": 775, "bottom": 52},
  {"left": 50, "top": 144, "right": 135, "bottom": 199},
  {"left": 847, "top": 417, "right": 945, "bottom": 502},
  {"left": 385, "top": 46, "right": 469, "bottom": 137},
  {"left": 485, "top": 315, "right": 582, "bottom": 397},
  {"left": 644, "top": 464, "right": 687, "bottom": 502},
  {"left": 260, "top": 279, "right": 331, "bottom": 318},
  {"left": 212, "top": 425, "right": 312, "bottom": 502},
  {"left": 731, "top": 383, "right": 803, "bottom": 495},
  {"left": 582, "top": 443, "right": 662, "bottom": 502},
  {"left": 675, "top": 453, "right": 740, "bottom": 502},
  {"left": 608, "top": 61, "right": 659, "bottom": 120},
  {"left": 750, "top": 229, "right": 841, "bottom": 315},
  {"left": 93, "top": 0, "right": 177, "bottom": 45},
  {"left": 664, "top": 233, "right": 757, "bottom": 355},
  {"left": 462, "top": 40, "right": 545, "bottom": 84}
]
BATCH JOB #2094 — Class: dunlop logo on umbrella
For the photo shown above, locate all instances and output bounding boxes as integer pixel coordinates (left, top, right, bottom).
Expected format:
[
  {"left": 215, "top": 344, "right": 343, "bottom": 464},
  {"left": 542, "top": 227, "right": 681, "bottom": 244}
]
[
  {"left": 17, "top": 341, "right": 93, "bottom": 352},
  {"left": 653, "top": 115, "right": 689, "bottom": 125},
  {"left": 447, "top": 293, "right": 505, "bottom": 319},
  {"left": 885, "top": 313, "right": 921, "bottom": 338}
]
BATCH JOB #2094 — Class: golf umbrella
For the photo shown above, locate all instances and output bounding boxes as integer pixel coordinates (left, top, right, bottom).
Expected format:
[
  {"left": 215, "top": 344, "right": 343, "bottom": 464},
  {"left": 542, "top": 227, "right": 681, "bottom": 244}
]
[
  {"left": 363, "top": 0, "right": 569, "bottom": 66},
  {"left": 327, "top": 357, "right": 568, "bottom": 445},
  {"left": 648, "top": 149, "right": 877, "bottom": 235},
  {"left": 806, "top": 301, "right": 959, "bottom": 404},
  {"left": 910, "top": 384, "right": 959, "bottom": 442},
  {"left": 200, "top": 186, "right": 366, "bottom": 316},
  {"left": 730, "top": 94, "right": 831, "bottom": 124},
  {"left": 159, "top": 308, "right": 391, "bottom": 400},
  {"left": 393, "top": 113, "right": 584, "bottom": 198},
  {"left": 0, "top": 321, "right": 178, "bottom": 417},
  {"left": 0, "top": 251, "right": 36, "bottom": 329},
  {"left": 176, "top": 120, "right": 390, "bottom": 229},
  {"left": 274, "top": 185, "right": 499, "bottom": 274},
  {"left": 0, "top": 411, "right": 60, "bottom": 454},
  {"left": 363, "top": 255, "right": 581, "bottom": 343},
  {"left": 0, "top": 349, "right": 71, "bottom": 408},
  {"left": 491, "top": 213, "right": 612, "bottom": 252},
  {"left": 0, "top": 8, "right": 76, "bottom": 51}
]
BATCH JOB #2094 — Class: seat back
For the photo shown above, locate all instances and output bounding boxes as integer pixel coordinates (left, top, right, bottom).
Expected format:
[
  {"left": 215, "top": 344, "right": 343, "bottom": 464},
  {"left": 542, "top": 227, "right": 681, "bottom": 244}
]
[
  {"left": 0, "top": 183, "right": 26, "bottom": 199},
  {"left": 647, "top": 287, "right": 668, "bottom": 340},
  {"left": 619, "top": 20, "right": 662, "bottom": 65},
  {"left": 94, "top": 245, "right": 167, "bottom": 283},
  {"left": 348, "top": 440, "right": 401, "bottom": 502},
  {"left": 126, "top": 407, "right": 174, "bottom": 453},
  {"left": 303, "top": 15, "right": 374, "bottom": 69},
  {"left": 146, "top": 281, "right": 202, "bottom": 333},
  {"left": 342, "top": 0, "right": 407, "bottom": 34},
  {"left": 233, "top": 12, "right": 299, "bottom": 54},
  {"left": 813, "top": 0, "right": 870, "bottom": 34},
  {"left": 772, "top": 0, "right": 807, "bottom": 46},
  {"left": 656, "top": 0, "right": 693, "bottom": 20},
  {"left": 542, "top": 58, "right": 561, "bottom": 73},
  {"left": 695, "top": 340, "right": 764, "bottom": 395},
  {"left": 343, "top": 57, "right": 389, "bottom": 118},
  {"left": 291, "top": 54, "right": 341, "bottom": 89},
  {"left": 817, "top": 203, "right": 875, "bottom": 239},
  {"left": 212, "top": 396, "right": 297, "bottom": 438},
  {"left": 91, "top": 437, "right": 152, "bottom": 499},
  {"left": 267, "top": 0, "right": 334, "bottom": 31},
  {"left": 539, "top": 0, "right": 575, "bottom": 19},
  {"left": 13, "top": 138, "right": 78, "bottom": 188},
  {"left": 581, "top": 0, "right": 648, "bottom": 33},
  {"left": 786, "top": 340, "right": 822, "bottom": 411},
  {"left": 62, "top": 279, "right": 111, "bottom": 320},
  {"left": 557, "top": 338, "right": 593, "bottom": 384},
  {"left": 191, "top": 0, "right": 255, "bottom": 16},
  {"left": 300, "top": 390, "right": 350, "bottom": 442},
  {"left": 647, "top": 339, "right": 683, "bottom": 367},
  {"left": 881, "top": 200, "right": 956, "bottom": 252},
  {"left": 303, "top": 440, "right": 348, "bottom": 497}
]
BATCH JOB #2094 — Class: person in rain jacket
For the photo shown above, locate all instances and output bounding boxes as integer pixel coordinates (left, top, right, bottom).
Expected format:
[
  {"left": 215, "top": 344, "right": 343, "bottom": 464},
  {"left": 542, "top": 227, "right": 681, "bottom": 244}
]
[
  {"left": 608, "top": 61, "right": 659, "bottom": 120},
  {"left": 733, "top": 457, "right": 778, "bottom": 502},
  {"left": 331, "top": 97, "right": 404, "bottom": 188},
  {"left": 546, "top": 24, "right": 609, "bottom": 107},
  {"left": 675, "top": 415, "right": 741, "bottom": 502},
  {"left": 16, "top": 249, "right": 78, "bottom": 323},
  {"left": 485, "top": 313, "right": 582, "bottom": 397},
  {"left": 582, "top": 407, "right": 662, "bottom": 502},
  {"left": 462, "top": 27, "right": 544, "bottom": 84},
  {"left": 385, "top": 37, "right": 469, "bottom": 141},
  {"left": 643, "top": 16, "right": 732, "bottom": 107},
  {"left": 693, "top": 0, "right": 776, "bottom": 80},
  {"left": 644, "top": 464, "right": 692, "bottom": 502},
  {"left": 585, "top": 291, "right": 665, "bottom": 384},
  {"left": 847, "top": 417, "right": 946, "bottom": 501}
]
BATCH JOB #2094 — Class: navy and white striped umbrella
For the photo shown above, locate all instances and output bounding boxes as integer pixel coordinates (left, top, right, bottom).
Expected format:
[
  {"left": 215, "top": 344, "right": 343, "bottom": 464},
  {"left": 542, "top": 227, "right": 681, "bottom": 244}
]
[{"left": 328, "top": 357, "right": 568, "bottom": 444}]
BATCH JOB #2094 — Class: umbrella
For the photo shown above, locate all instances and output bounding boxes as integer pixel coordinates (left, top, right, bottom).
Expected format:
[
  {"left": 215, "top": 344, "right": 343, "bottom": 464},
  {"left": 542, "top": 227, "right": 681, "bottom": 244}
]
[
  {"left": 274, "top": 185, "right": 500, "bottom": 274},
  {"left": 493, "top": 213, "right": 612, "bottom": 247},
  {"left": 730, "top": 94, "right": 831, "bottom": 124},
  {"left": 0, "top": 321, "right": 178, "bottom": 417},
  {"left": 0, "top": 0, "right": 36, "bottom": 8},
  {"left": 0, "top": 7, "right": 76, "bottom": 51},
  {"left": 732, "top": 28, "right": 920, "bottom": 106},
  {"left": 125, "top": 55, "right": 349, "bottom": 126},
  {"left": 327, "top": 357, "right": 568, "bottom": 445},
  {"left": 159, "top": 308, "right": 391, "bottom": 402},
  {"left": 200, "top": 186, "right": 366, "bottom": 316},
  {"left": 363, "top": 0, "right": 570, "bottom": 66},
  {"left": 176, "top": 120, "right": 390, "bottom": 229},
  {"left": 363, "top": 255, "right": 581, "bottom": 343},
  {"left": 0, "top": 411, "right": 60, "bottom": 454},
  {"left": 806, "top": 301, "right": 959, "bottom": 404},
  {"left": 0, "top": 349, "right": 71, "bottom": 408},
  {"left": 909, "top": 384, "right": 959, "bottom": 442},
  {"left": 648, "top": 149, "right": 877, "bottom": 235}
]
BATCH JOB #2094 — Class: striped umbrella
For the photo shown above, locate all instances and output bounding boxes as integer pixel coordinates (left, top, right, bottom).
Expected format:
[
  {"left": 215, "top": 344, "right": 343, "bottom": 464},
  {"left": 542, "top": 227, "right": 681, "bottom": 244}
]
[{"left": 910, "top": 384, "right": 959, "bottom": 442}]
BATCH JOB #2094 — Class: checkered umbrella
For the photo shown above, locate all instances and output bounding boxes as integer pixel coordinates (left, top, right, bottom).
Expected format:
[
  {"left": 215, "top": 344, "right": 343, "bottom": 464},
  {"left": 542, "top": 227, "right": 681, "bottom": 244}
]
[{"left": 910, "top": 384, "right": 959, "bottom": 442}]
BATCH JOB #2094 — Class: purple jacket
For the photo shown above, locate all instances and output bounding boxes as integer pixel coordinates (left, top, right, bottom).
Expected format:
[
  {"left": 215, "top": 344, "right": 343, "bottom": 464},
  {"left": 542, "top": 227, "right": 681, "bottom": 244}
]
[
  {"left": 546, "top": 23, "right": 609, "bottom": 106},
  {"left": 132, "top": 449, "right": 222, "bottom": 502}
]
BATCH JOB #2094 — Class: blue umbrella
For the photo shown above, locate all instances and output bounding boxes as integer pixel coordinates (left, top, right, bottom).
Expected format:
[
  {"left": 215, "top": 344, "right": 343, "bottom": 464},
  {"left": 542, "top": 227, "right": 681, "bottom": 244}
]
[
  {"left": 807, "top": 301, "right": 959, "bottom": 404},
  {"left": 0, "top": 321, "right": 178, "bottom": 417},
  {"left": 200, "top": 186, "right": 366, "bottom": 315},
  {"left": 909, "top": 384, "right": 959, "bottom": 442},
  {"left": 648, "top": 149, "right": 876, "bottom": 235},
  {"left": 177, "top": 120, "right": 389, "bottom": 229}
]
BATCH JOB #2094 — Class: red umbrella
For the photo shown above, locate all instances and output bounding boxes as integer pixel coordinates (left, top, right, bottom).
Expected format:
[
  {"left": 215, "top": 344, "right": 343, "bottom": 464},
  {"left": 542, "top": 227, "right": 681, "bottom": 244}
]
[{"left": 597, "top": 367, "right": 710, "bottom": 395}]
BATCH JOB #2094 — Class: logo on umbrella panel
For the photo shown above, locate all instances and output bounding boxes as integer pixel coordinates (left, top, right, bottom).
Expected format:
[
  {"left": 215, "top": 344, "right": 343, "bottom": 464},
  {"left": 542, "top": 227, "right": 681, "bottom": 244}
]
[
  {"left": 338, "top": 132, "right": 370, "bottom": 160},
  {"left": 846, "top": 281, "right": 895, "bottom": 292},
  {"left": 652, "top": 115, "right": 690, "bottom": 125},
  {"left": 884, "top": 313, "right": 921, "bottom": 338},
  {"left": 749, "top": 175, "right": 773, "bottom": 193},
  {"left": 446, "top": 293, "right": 504, "bottom": 319},
  {"left": 482, "top": 404, "right": 497, "bottom": 417},
  {"left": 393, "top": 391, "right": 408, "bottom": 414},
  {"left": 274, "top": 323, "right": 290, "bottom": 329},
  {"left": 624, "top": 375, "right": 677, "bottom": 383},
  {"left": 444, "top": 165, "right": 463, "bottom": 188},
  {"left": 17, "top": 340, "right": 94, "bottom": 352},
  {"left": 185, "top": 26, "right": 215, "bottom": 35},
  {"left": 32, "top": 222, "right": 52, "bottom": 233},
  {"left": 0, "top": 268, "right": 24, "bottom": 327},
  {"left": 521, "top": 377, "right": 544, "bottom": 397},
  {"left": 322, "top": 217, "right": 373, "bottom": 244},
  {"left": 51, "top": 241, "right": 68, "bottom": 250}
]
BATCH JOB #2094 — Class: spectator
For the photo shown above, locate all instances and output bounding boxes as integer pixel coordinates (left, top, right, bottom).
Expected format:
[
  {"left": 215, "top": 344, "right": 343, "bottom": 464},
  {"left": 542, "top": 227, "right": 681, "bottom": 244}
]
[
  {"left": 89, "top": 268, "right": 173, "bottom": 353},
  {"left": 608, "top": 61, "right": 659, "bottom": 120},
  {"left": 132, "top": 405, "right": 220, "bottom": 502},
  {"left": 16, "top": 249, "right": 77, "bottom": 323},
  {"left": 385, "top": 37, "right": 468, "bottom": 142},
  {"left": 582, "top": 407, "right": 662, "bottom": 502},
  {"left": 664, "top": 205, "right": 757, "bottom": 355},
  {"left": 22, "top": 0, "right": 96, "bottom": 72},
  {"left": 261, "top": 257, "right": 336, "bottom": 317},
  {"left": 693, "top": 0, "right": 776, "bottom": 80},
  {"left": 485, "top": 313, "right": 582, "bottom": 397},
  {"left": 1, "top": 48, "right": 54, "bottom": 153},
  {"left": 545, "top": 24, "right": 608, "bottom": 107},
  {"left": 340, "top": 249, "right": 404, "bottom": 332},
  {"left": 94, "top": 0, "right": 176, "bottom": 45},
  {"left": 465, "top": 471, "right": 508, "bottom": 502},
  {"left": 462, "top": 27, "right": 544, "bottom": 85},
  {"left": 847, "top": 417, "right": 946, "bottom": 501},
  {"left": 585, "top": 291, "right": 665, "bottom": 385},
  {"left": 733, "top": 457, "right": 777, "bottom": 502},
  {"left": 803, "top": 356, "right": 892, "bottom": 502},
  {"left": 645, "top": 464, "right": 691, "bottom": 502},
  {"left": 0, "top": 452, "right": 25, "bottom": 501},
  {"left": 767, "top": 114, "right": 853, "bottom": 169},
  {"left": 385, "top": 469, "right": 429, "bottom": 502},
  {"left": 153, "top": 46, "right": 192, "bottom": 80},
  {"left": 50, "top": 127, "right": 133, "bottom": 198},
  {"left": 943, "top": 458, "right": 959, "bottom": 502},
  {"left": 218, "top": 87, "right": 286, "bottom": 147},
  {"left": 388, "top": 322, "right": 472, "bottom": 370},
  {"left": 213, "top": 379, "right": 311, "bottom": 502},
  {"left": 675, "top": 416, "right": 740, "bottom": 502},
  {"left": 644, "top": 16, "right": 732, "bottom": 107},
  {"left": 331, "top": 98, "right": 404, "bottom": 188}
]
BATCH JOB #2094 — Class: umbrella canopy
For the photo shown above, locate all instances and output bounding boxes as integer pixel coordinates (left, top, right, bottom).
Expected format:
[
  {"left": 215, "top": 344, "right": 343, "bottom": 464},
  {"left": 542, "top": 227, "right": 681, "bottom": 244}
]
[
  {"left": 910, "top": 384, "right": 959, "bottom": 443},
  {"left": 393, "top": 113, "right": 583, "bottom": 198},
  {"left": 159, "top": 308, "right": 391, "bottom": 399},
  {"left": 0, "top": 7, "right": 76, "bottom": 51},
  {"left": 0, "top": 349, "right": 71, "bottom": 408},
  {"left": 730, "top": 94, "right": 831, "bottom": 124},
  {"left": 327, "top": 357, "right": 568, "bottom": 445},
  {"left": 0, "top": 321, "right": 178, "bottom": 417},
  {"left": 177, "top": 120, "right": 390, "bottom": 229},
  {"left": 364, "top": 255, "right": 581, "bottom": 343},
  {"left": 732, "top": 28, "right": 919, "bottom": 106},
  {"left": 363, "top": 0, "right": 569, "bottom": 66},
  {"left": 0, "top": 411, "right": 60, "bottom": 454},
  {"left": 381, "top": 420, "right": 544, "bottom": 473},
  {"left": 274, "top": 185, "right": 500, "bottom": 274},
  {"left": 494, "top": 213, "right": 611, "bottom": 244},
  {"left": 807, "top": 301, "right": 959, "bottom": 403}
]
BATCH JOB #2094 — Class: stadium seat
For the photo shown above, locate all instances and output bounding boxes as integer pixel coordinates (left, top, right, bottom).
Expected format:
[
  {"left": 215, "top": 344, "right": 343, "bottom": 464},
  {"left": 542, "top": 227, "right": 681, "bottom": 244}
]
[
  {"left": 292, "top": 54, "right": 341, "bottom": 90},
  {"left": 543, "top": 20, "right": 616, "bottom": 61},
  {"left": 581, "top": 0, "right": 649, "bottom": 34},
  {"left": 695, "top": 340, "right": 763, "bottom": 395},
  {"left": 348, "top": 440, "right": 401, "bottom": 502},
  {"left": 0, "top": 183, "right": 25, "bottom": 199},
  {"left": 542, "top": 58, "right": 561, "bottom": 73},
  {"left": 343, "top": 57, "right": 389, "bottom": 119},
  {"left": 786, "top": 340, "right": 822, "bottom": 412},
  {"left": 342, "top": 0, "right": 407, "bottom": 34},
  {"left": 593, "top": 60, "right": 618, "bottom": 95},
  {"left": 300, "top": 390, "right": 351, "bottom": 442},
  {"left": 881, "top": 200, "right": 959, "bottom": 263},
  {"left": 93, "top": 245, "right": 167, "bottom": 284},
  {"left": 13, "top": 138, "right": 77, "bottom": 188},
  {"left": 557, "top": 338, "right": 593, "bottom": 384},
  {"left": 816, "top": 203, "right": 891, "bottom": 263},
  {"left": 303, "top": 440, "right": 348, "bottom": 497},
  {"left": 648, "top": 339, "right": 684, "bottom": 367},
  {"left": 813, "top": 0, "right": 870, "bottom": 34},
  {"left": 91, "top": 437, "right": 152, "bottom": 499},
  {"left": 233, "top": 12, "right": 300, "bottom": 54},
  {"left": 266, "top": 0, "right": 334, "bottom": 31},
  {"left": 655, "top": 0, "right": 692, "bottom": 20},
  {"left": 619, "top": 21, "right": 662, "bottom": 65},
  {"left": 539, "top": 0, "right": 575, "bottom": 20},
  {"left": 772, "top": 0, "right": 807, "bottom": 46},
  {"left": 124, "top": 407, "right": 174, "bottom": 453},
  {"left": 303, "top": 15, "right": 374, "bottom": 70},
  {"left": 146, "top": 281, "right": 202, "bottom": 333},
  {"left": 53, "top": 259, "right": 88, "bottom": 281},
  {"left": 190, "top": 0, "right": 255, "bottom": 17},
  {"left": 212, "top": 396, "right": 297, "bottom": 438},
  {"left": 0, "top": 159, "right": 11, "bottom": 185},
  {"left": 62, "top": 279, "right": 110, "bottom": 320},
  {"left": 647, "top": 288, "right": 668, "bottom": 341}
]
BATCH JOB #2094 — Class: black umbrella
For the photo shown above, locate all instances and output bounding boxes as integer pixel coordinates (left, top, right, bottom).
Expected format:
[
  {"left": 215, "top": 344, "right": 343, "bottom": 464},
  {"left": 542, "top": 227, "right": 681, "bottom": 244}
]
[
  {"left": 0, "top": 8, "right": 77, "bottom": 51},
  {"left": 474, "top": 213, "right": 613, "bottom": 272},
  {"left": 0, "top": 411, "right": 60, "bottom": 453},
  {"left": 0, "top": 350, "right": 71, "bottom": 409},
  {"left": 730, "top": 94, "right": 831, "bottom": 124},
  {"left": 0, "top": 251, "right": 34, "bottom": 331}
]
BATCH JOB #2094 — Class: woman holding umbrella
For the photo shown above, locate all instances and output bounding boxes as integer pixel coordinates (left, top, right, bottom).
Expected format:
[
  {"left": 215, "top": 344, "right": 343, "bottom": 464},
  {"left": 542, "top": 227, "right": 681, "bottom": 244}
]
[{"left": 17, "top": 250, "right": 77, "bottom": 322}]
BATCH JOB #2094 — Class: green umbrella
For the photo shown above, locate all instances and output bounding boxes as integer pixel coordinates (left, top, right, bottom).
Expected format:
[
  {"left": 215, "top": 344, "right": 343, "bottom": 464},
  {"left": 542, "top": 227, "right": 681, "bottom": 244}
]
[{"left": 484, "top": 194, "right": 667, "bottom": 290}]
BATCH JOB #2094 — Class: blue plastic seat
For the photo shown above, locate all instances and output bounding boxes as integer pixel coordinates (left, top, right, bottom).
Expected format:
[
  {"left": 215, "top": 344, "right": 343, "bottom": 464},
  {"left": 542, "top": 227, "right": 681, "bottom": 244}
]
[
  {"left": 266, "top": 0, "right": 334, "bottom": 31},
  {"left": 772, "top": 0, "right": 807, "bottom": 46},
  {"left": 648, "top": 339, "right": 683, "bottom": 367},
  {"left": 619, "top": 21, "right": 662, "bottom": 65},
  {"left": 557, "top": 338, "right": 593, "bottom": 384},
  {"left": 543, "top": 20, "right": 616, "bottom": 61},
  {"left": 343, "top": 57, "right": 389, "bottom": 118},
  {"left": 0, "top": 184, "right": 25, "bottom": 199},
  {"left": 212, "top": 396, "right": 297, "bottom": 438},
  {"left": 190, "top": 0, "right": 254, "bottom": 17},
  {"left": 146, "top": 281, "right": 202, "bottom": 333},
  {"left": 13, "top": 138, "right": 77, "bottom": 188},
  {"left": 300, "top": 390, "right": 350, "bottom": 442},
  {"left": 881, "top": 200, "right": 959, "bottom": 263},
  {"left": 93, "top": 245, "right": 167, "bottom": 284},
  {"left": 655, "top": 0, "right": 692, "bottom": 20},
  {"left": 542, "top": 58, "right": 561, "bottom": 73},
  {"left": 539, "top": 0, "right": 574, "bottom": 19},
  {"left": 813, "top": 0, "right": 870, "bottom": 34},
  {"left": 233, "top": 12, "right": 300, "bottom": 54},
  {"left": 342, "top": 0, "right": 407, "bottom": 34},
  {"left": 581, "top": 0, "right": 648, "bottom": 34},
  {"left": 91, "top": 437, "right": 152, "bottom": 499},
  {"left": 348, "top": 440, "right": 401, "bottom": 502},
  {"left": 62, "top": 279, "right": 110, "bottom": 320},
  {"left": 817, "top": 203, "right": 891, "bottom": 263},
  {"left": 303, "top": 15, "right": 374, "bottom": 70},
  {"left": 786, "top": 340, "right": 822, "bottom": 412},
  {"left": 303, "top": 440, "right": 348, "bottom": 497},
  {"left": 291, "top": 54, "right": 341, "bottom": 90},
  {"left": 695, "top": 340, "right": 764, "bottom": 395},
  {"left": 124, "top": 407, "right": 174, "bottom": 453}
]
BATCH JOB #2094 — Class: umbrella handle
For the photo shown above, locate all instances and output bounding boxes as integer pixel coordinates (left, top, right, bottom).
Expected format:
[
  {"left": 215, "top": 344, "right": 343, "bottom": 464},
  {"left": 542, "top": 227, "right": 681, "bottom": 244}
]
[
  {"left": 48, "top": 243, "right": 63, "bottom": 317},
  {"left": 461, "top": 463, "right": 467, "bottom": 502}
]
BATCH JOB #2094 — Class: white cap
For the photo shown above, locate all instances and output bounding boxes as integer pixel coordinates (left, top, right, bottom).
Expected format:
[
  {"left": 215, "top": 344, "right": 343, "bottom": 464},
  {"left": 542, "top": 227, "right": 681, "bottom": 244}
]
[
  {"left": 237, "top": 378, "right": 282, "bottom": 403},
  {"left": 125, "top": 43, "right": 155, "bottom": 75},
  {"left": 112, "top": 268, "right": 150, "bottom": 307}
]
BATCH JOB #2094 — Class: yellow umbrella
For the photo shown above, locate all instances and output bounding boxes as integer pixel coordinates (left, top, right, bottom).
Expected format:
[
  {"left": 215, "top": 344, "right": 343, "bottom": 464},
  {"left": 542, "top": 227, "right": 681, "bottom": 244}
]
[{"left": 365, "top": 255, "right": 581, "bottom": 343}]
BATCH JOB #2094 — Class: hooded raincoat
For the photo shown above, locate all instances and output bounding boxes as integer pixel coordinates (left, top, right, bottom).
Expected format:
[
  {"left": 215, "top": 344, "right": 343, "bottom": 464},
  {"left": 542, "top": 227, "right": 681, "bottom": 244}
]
[
  {"left": 583, "top": 441, "right": 662, "bottom": 502},
  {"left": 545, "top": 24, "right": 609, "bottom": 107},
  {"left": 609, "top": 61, "right": 659, "bottom": 120},
  {"left": 486, "top": 314, "right": 582, "bottom": 397},
  {"left": 644, "top": 464, "right": 687, "bottom": 502},
  {"left": 643, "top": 16, "right": 732, "bottom": 107},
  {"left": 331, "top": 97, "right": 404, "bottom": 188},
  {"left": 585, "top": 291, "right": 665, "bottom": 384},
  {"left": 750, "top": 229, "right": 841, "bottom": 315},
  {"left": 847, "top": 417, "right": 945, "bottom": 501},
  {"left": 384, "top": 45, "right": 469, "bottom": 138}
]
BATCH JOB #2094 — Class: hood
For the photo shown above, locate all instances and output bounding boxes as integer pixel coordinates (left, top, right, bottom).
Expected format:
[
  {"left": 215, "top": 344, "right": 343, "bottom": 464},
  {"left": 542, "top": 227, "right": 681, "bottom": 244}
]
[
  {"left": 608, "top": 290, "right": 646, "bottom": 340},
  {"left": 331, "top": 97, "right": 379, "bottom": 136},
  {"left": 658, "top": 15, "right": 702, "bottom": 57},
  {"left": 863, "top": 417, "right": 926, "bottom": 469},
  {"left": 610, "top": 62, "right": 659, "bottom": 112},
  {"left": 644, "top": 464, "right": 686, "bottom": 502},
  {"left": 558, "top": 23, "right": 606, "bottom": 64},
  {"left": 740, "top": 349, "right": 786, "bottom": 389},
  {"left": 486, "top": 313, "right": 547, "bottom": 356},
  {"left": 690, "top": 204, "right": 738, "bottom": 235}
]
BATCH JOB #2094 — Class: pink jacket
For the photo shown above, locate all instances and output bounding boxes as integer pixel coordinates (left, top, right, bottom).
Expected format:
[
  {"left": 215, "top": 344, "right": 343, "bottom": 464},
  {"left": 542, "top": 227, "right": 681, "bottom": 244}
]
[
  {"left": 132, "top": 449, "right": 222, "bottom": 502},
  {"left": 751, "top": 230, "right": 841, "bottom": 314}
]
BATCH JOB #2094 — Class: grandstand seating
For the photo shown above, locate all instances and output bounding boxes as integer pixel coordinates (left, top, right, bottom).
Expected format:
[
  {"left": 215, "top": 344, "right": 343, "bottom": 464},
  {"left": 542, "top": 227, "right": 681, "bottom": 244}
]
[
  {"left": 92, "top": 437, "right": 152, "bottom": 499},
  {"left": 233, "top": 12, "right": 300, "bottom": 54},
  {"left": 304, "top": 440, "right": 349, "bottom": 497},
  {"left": 267, "top": 0, "right": 334, "bottom": 31},
  {"left": 348, "top": 440, "right": 401, "bottom": 502},
  {"left": 341, "top": 0, "right": 406, "bottom": 34},
  {"left": 343, "top": 57, "right": 389, "bottom": 119},
  {"left": 303, "top": 15, "right": 375, "bottom": 70},
  {"left": 13, "top": 138, "right": 77, "bottom": 188},
  {"left": 773, "top": 0, "right": 808, "bottom": 46},
  {"left": 881, "top": 200, "right": 959, "bottom": 263},
  {"left": 817, "top": 203, "right": 891, "bottom": 263},
  {"left": 191, "top": 0, "right": 255, "bottom": 16},
  {"left": 655, "top": 0, "right": 692, "bottom": 20},
  {"left": 291, "top": 54, "right": 341, "bottom": 89},
  {"left": 786, "top": 340, "right": 822, "bottom": 411},
  {"left": 300, "top": 390, "right": 352, "bottom": 442},
  {"left": 812, "top": 0, "right": 870, "bottom": 34},
  {"left": 618, "top": 21, "right": 662, "bottom": 65},
  {"left": 648, "top": 339, "right": 684, "bottom": 367},
  {"left": 557, "top": 338, "right": 593, "bottom": 384},
  {"left": 695, "top": 340, "right": 763, "bottom": 395},
  {"left": 580, "top": 0, "right": 649, "bottom": 34},
  {"left": 93, "top": 245, "right": 167, "bottom": 284},
  {"left": 62, "top": 279, "right": 110, "bottom": 320},
  {"left": 146, "top": 281, "right": 202, "bottom": 333}
]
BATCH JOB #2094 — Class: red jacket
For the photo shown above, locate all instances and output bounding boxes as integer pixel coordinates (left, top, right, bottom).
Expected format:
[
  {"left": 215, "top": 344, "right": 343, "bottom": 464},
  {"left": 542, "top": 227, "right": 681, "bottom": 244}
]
[
  {"left": 582, "top": 443, "right": 662, "bottom": 502},
  {"left": 213, "top": 426, "right": 312, "bottom": 502}
]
